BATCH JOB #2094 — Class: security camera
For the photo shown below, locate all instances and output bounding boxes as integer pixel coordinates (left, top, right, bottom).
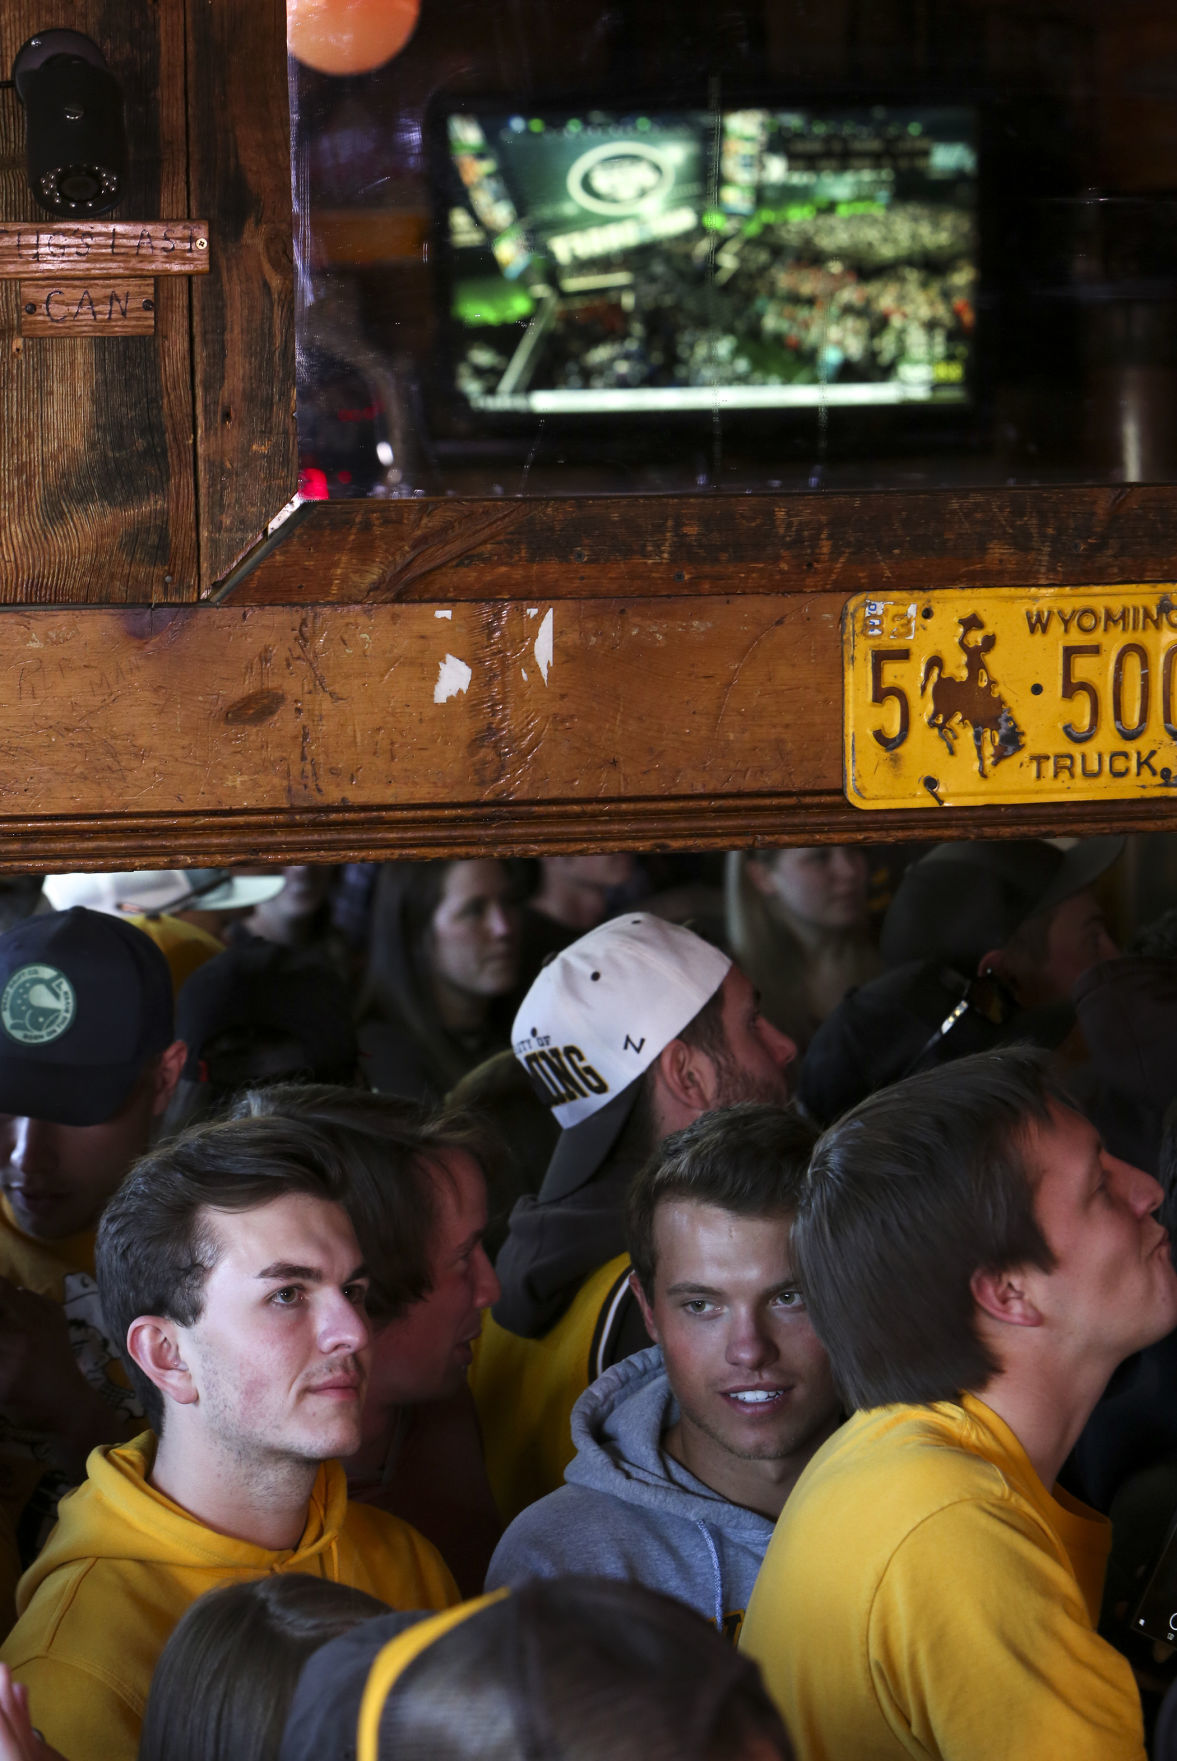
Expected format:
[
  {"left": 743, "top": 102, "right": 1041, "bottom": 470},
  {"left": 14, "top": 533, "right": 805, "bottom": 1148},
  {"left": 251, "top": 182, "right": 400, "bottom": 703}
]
[{"left": 12, "top": 30, "right": 127, "bottom": 218}]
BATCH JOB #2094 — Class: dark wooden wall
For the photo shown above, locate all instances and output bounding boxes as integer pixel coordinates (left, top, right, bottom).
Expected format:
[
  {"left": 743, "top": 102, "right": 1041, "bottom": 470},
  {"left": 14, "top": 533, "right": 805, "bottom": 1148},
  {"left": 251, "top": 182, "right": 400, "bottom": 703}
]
[
  {"left": 0, "top": 0, "right": 195, "bottom": 603},
  {"left": 1, "top": 0, "right": 1177, "bottom": 864},
  {"left": 0, "top": 0, "right": 296, "bottom": 605}
]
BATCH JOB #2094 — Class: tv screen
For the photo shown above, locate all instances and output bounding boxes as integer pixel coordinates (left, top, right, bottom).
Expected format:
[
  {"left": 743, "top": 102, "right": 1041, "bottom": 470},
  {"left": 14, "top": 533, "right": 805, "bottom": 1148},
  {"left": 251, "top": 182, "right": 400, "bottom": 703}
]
[{"left": 439, "top": 102, "right": 978, "bottom": 417}]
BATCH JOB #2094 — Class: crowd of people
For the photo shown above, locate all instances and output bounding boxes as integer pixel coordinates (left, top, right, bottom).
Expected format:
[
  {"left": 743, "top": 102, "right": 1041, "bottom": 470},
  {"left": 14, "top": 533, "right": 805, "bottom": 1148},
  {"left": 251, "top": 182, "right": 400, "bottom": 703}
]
[{"left": 0, "top": 839, "right": 1173, "bottom": 1758}]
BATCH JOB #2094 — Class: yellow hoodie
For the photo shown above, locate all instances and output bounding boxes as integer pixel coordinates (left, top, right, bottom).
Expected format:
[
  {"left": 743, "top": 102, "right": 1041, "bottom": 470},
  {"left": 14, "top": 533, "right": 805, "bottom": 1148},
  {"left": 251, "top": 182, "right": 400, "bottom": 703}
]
[
  {"left": 0, "top": 1198, "right": 143, "bottom": 1618},
  {"left": 0, "top": 1431, "right": 459, "bottom": 1761}
]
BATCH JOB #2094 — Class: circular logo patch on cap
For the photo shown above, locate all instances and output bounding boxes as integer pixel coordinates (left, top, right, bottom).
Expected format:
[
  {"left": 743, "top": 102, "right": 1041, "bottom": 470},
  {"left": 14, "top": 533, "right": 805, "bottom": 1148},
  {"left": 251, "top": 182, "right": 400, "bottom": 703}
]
[{"left": 0, "top": 964, "right": 77, "bottom": 1045}]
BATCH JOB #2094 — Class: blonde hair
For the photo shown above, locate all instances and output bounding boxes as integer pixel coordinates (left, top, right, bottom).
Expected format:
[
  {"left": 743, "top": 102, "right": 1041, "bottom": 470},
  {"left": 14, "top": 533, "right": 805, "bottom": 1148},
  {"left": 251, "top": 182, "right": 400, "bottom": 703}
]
[
  {"left": 724, "top": 849, "right": 880, "bottom": 1049},
  {"left": 724, "top": 851, "right": 813, "bottom": 1045}
]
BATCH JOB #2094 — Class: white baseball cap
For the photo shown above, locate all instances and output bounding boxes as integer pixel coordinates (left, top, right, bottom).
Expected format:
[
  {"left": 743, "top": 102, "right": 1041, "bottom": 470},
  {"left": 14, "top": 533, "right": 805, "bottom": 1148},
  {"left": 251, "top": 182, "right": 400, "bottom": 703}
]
[
  {"left": 513, "top": 913, "right": 731, "bottom": 1200},
  {"left": 43, "top": 868, "right": 286, "bottom": 916}
]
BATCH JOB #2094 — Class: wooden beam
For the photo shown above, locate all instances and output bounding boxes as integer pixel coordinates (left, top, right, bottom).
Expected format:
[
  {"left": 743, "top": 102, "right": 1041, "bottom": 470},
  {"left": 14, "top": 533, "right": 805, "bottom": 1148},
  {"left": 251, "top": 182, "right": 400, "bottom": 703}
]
[
  {"left": 0, "top": 598, "right": 842, "bottom": 813},
  {"left": 224, "top": 486, "right": 1177, "bottom": 605},
  {"left": 0, "top": 597, "right": 1174, "bottom": 867}
]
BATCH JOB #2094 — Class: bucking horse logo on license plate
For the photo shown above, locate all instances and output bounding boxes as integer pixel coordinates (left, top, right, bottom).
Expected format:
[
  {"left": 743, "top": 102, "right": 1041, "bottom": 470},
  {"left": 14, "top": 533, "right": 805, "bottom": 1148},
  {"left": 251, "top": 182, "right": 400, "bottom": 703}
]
[{"left": 920, "top": 612, "right": 1024, "bottom": 778}]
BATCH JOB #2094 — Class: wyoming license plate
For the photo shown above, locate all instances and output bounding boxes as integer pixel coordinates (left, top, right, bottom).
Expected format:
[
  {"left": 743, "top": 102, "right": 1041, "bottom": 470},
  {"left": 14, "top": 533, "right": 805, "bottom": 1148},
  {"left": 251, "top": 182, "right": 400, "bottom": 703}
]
[{"left": 843, "top": 585, "right": 1177, "bottom": 810}]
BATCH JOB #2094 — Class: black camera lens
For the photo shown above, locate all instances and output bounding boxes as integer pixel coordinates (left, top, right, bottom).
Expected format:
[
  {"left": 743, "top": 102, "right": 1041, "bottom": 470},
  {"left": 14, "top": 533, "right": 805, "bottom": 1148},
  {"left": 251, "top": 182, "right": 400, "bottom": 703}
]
[
  {"left": 13, "top": 32, "right": 126, "bottom": 219},
  {"left": 58, "top": 168, "right": 102, "bottom": 203}
]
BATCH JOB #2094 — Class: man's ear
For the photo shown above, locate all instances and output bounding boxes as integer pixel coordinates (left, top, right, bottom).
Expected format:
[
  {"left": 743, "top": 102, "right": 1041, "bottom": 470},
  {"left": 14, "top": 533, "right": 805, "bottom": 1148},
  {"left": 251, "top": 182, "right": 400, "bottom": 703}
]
[
  {"left": 628, "top": 1270, "right": 660, "bottom": 1344},
  {"left": 970, "top": 1266, "right": 1043, "bottom": 1331},
  {"left": 653, "top": 1036, "right": 718, "bottom": 1116},
  {"left": 125, "top": 1316, "right": 198, "bottom": 1408},
  {"left": 977, "top": 947, "right": 1025, "bottom": 1002},
  {"left": 151, "top": 1040, "right": 188, "bottom": 1117}
]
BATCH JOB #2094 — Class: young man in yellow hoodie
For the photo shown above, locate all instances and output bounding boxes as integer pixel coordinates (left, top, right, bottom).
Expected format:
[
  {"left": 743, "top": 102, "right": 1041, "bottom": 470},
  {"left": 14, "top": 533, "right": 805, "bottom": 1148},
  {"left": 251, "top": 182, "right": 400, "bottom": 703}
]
[
  {"left": 739, "top": 1047, "right": 1177, "bottom": 1761},
  {"left": 0, "top": 1110, "right": 459, "bottom": 1761}
]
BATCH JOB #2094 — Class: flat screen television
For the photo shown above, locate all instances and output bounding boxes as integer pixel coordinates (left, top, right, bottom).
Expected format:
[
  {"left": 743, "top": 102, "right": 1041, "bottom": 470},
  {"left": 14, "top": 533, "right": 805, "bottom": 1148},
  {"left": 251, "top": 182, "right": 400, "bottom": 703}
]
[{"left": 435, "top": 100, "right": 979, "bottom": 422}]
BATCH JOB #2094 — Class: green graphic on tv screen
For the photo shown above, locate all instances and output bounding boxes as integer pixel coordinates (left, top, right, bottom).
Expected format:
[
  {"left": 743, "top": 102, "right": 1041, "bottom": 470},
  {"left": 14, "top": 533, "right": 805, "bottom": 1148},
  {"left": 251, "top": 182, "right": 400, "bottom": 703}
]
[{"left": 443, "top": 104, "right": 978, "bottom": 414}]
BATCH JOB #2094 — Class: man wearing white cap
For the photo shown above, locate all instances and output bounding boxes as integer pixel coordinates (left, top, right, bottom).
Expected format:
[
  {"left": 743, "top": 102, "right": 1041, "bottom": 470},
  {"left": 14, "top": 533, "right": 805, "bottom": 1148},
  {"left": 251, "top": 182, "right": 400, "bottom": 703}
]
[
  {"left": 44, "top": 868, "right": 286, "bottom": 935},
  {"left": 470, "top": 914, "right": 795, "bottom": 1523},
  {"left": 43, "top": 869, "right": 290, "bottom": 993}
]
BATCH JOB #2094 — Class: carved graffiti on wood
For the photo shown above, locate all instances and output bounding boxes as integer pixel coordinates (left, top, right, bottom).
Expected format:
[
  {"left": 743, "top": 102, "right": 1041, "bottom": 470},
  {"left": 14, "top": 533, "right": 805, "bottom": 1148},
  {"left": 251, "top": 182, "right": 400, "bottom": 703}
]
[
  {"left": 19, "top": 278, "right": 156, "bottom": 336},
  {"left": 0, "top": 222, "right": 210, "bottom": 278}
]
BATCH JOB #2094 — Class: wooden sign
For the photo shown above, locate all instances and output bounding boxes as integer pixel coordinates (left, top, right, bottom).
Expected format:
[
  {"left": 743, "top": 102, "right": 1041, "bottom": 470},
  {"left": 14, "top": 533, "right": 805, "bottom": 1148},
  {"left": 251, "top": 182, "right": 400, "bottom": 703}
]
[
  {"left": 0, "top": 222, "right": 210, "bottom": 279},
  {"left": 19, "top": 279, "right": 156, "bottom": 337}
]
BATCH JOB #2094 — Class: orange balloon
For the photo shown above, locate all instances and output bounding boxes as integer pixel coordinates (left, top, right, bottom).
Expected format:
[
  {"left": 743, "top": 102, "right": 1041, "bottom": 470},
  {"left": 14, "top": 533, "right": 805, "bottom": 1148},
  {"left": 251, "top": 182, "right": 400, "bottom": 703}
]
[{"left": 288, "top": 0, "right": 420, "bottom": 75}]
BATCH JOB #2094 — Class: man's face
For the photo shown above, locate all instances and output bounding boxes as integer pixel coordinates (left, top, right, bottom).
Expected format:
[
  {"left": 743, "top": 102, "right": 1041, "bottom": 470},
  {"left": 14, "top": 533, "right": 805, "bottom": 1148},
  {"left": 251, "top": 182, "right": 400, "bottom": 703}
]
[
  {"left": 177, "top": 1193, "right": 371, "bottom": 1467},
  {"left": 1021, "top": 1101, "right": 1177, "bottom": 1359},
  {"left": 0, "top": 1063, "right": 164, "bottom": 1241},
  {"left": 1040, "top": 890, "right": 1119, "bottom": 1000},
  {"left": 1005, "top": 889, "right": 1118, "bottom": 1008},
  {"left": 367, "top": 1149, "right": 500, "bottom": 1409},
  {"left": 429, "top": 861, "right": 519, "bottom": 1001},
  {"left": 635, "top": 1199, "right": 839, "bottom": 1484},
  {"left": 710, "top": 968, "right": 797, "bottom": 1106}
]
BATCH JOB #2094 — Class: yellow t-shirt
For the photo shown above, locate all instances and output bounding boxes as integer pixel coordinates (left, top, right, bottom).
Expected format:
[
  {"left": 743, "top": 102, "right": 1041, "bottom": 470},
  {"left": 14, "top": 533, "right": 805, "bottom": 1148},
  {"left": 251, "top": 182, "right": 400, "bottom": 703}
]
[
  {"left": 470, "top": 1254, "right": 633, "bottom": 1525},
  {"left": 739, "top": 1394, "right": 1146, "bottom": 1761},
  {"left": 2, "top": 1432, "right": 459, "bottom": 1761},
  {"left": 126, "top": 912, "right": 223, "bottom": 995}
]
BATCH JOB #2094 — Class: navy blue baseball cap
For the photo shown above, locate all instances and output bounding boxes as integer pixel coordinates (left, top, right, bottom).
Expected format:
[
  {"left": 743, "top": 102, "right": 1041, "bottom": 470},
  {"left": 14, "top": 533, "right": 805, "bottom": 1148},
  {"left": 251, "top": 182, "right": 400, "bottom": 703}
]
[{"left": 0, "top": 908, "right": 174, "bottom": 1125}]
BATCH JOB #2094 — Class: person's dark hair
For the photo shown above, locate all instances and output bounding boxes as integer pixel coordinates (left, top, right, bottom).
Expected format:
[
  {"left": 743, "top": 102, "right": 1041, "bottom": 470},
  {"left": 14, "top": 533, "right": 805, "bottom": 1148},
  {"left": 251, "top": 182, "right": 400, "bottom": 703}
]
[
  {"left": 795, "top": 1046, "right": 1061, "bottom": 1411},
  {"left": 167, "top": 1022, "right": 361, "bottom": 1136},
  {"left": 448, "top": 1051, "right": 560, "bottom": 1259},
  {"left": 597, "top": 981, "right": 731, "bottom": 1186},
  {"left": 233, "top": 1083, "right": 498, "bottom": 1325},
  {"left": 359, "top": 860, "right": 521, "bottom": 1096},
  {"left": 376, "top": 1578, "right": 793, "bottom": 1761},
  {"left": 97, "top": 1113, "right": 362, "bottom": 1431},
  {"left": 627, "top": 1102, "right": 818, "bottom": 1297},
  {"left": 140, "top": 1573, "right": 387, "bottom": 1761}
]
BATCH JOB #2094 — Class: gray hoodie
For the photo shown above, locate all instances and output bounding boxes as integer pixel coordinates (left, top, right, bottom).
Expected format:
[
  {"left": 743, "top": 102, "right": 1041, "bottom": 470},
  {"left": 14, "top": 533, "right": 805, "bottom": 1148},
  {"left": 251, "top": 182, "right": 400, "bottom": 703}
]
[{"left": 485, "top": 1345, "right": 775, "bottom": 1638}]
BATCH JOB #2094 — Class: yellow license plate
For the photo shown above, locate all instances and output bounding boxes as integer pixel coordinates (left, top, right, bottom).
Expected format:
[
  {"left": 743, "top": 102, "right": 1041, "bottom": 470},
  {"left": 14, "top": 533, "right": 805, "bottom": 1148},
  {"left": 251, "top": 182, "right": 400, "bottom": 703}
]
[{"left": 843, "top": 585, "right": 1177, "bottom": 810}]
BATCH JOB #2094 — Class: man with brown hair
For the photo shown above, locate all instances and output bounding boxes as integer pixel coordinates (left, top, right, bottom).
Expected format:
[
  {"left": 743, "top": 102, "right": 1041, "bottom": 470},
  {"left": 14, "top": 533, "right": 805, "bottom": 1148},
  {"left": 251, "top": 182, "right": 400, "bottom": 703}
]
[
  {"left": 472, "top": 914, "right": 796, "bottom": 1520},
  {"left": 0, "top": 1112, "right": 458, "bottom": 1761},
  {"left": 487, "top": 1104, "right": 838, "bottom": 1638}
]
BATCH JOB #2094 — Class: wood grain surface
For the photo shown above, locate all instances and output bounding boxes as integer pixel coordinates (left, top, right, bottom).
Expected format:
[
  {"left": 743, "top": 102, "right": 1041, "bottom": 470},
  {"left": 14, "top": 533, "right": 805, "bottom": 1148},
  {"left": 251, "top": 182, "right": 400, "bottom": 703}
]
[
  {"left": 0, "top": 221, "right": 209, "bottom": 277},
  {"left": 226, "top": 486, "right": 1177, "bottom": 606},
  {"left": 0, "top": 595, "right": 1173, "bottom": 865},
  {"left": 0, "top": 0, "right": 196, "bottom": 604},
  {"left": 187, "top": 0, "right": 298, "bottom": 592}
]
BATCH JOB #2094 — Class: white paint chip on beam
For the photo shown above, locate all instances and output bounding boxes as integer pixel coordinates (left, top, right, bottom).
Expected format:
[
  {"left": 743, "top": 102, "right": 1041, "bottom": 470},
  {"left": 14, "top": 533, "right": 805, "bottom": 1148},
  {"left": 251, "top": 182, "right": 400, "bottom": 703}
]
[
  {"left": 434, "top": 654, "right": 472, "bottom": 703},
  {"left": 534, "top": 608, "right": 554, "bottom": 684}
]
